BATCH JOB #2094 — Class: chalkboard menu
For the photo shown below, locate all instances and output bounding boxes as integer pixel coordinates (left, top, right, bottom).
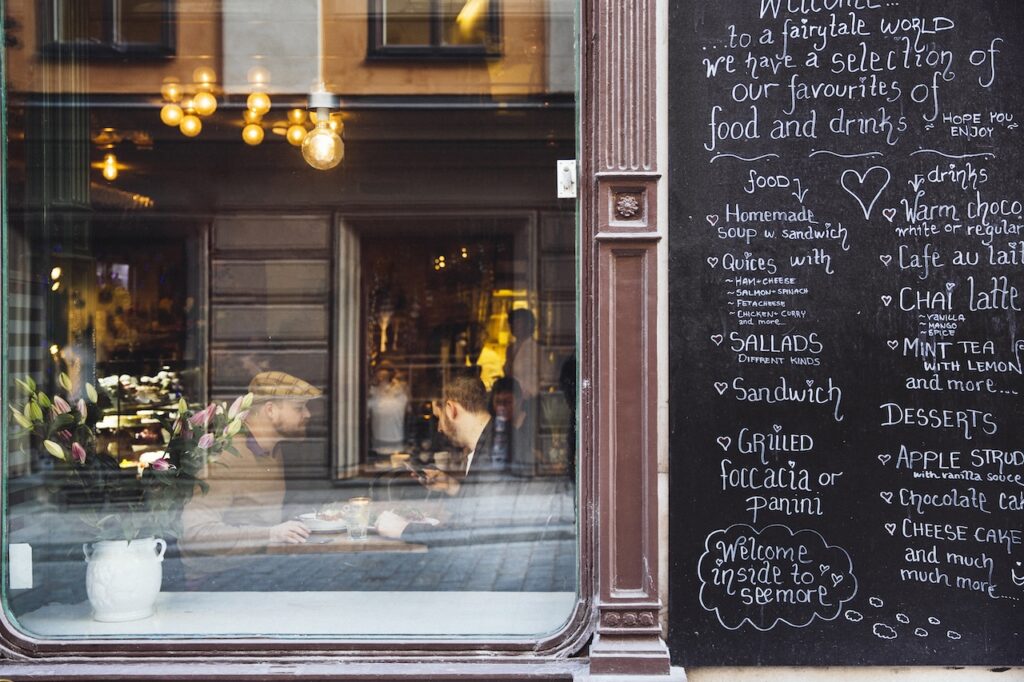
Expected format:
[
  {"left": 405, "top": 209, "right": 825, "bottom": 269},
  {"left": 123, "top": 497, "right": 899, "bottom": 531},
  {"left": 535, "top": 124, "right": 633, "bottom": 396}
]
[{"left": 668, "top": 0, "right": 1024, "bottom": 665}]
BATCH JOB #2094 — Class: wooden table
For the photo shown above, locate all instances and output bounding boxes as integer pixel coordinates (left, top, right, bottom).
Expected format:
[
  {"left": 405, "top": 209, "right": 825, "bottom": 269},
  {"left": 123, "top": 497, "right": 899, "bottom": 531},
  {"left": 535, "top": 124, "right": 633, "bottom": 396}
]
[{"left": 267, "top": 532, "right": 427, "bottom": 555}]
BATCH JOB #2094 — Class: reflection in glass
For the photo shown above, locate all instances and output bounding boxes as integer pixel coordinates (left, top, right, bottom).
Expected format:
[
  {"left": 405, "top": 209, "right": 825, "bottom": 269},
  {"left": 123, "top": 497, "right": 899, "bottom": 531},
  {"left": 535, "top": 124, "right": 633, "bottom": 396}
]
[{"left": 3, "top": 0, "right": 577, "bottom": 639}]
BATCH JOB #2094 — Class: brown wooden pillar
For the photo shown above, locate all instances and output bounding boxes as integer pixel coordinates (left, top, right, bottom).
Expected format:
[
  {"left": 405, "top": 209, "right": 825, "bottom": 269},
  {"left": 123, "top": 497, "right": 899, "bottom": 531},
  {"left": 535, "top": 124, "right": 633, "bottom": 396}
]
[{"left": 584, "top": 0, "right": 672, "bottom": 675}]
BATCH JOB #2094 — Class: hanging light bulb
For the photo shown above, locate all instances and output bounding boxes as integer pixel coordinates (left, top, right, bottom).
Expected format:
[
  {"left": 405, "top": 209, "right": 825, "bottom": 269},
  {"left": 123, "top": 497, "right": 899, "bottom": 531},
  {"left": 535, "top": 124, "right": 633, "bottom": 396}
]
[
  {"left": 242, "top": 123, "right": 265, "bottom": 146},
  {"left": 101, "top": 153, "right": 119, "bottom": 181},
  {"left": 242, "top": 109, "right": 263, "bottom": 125},
  {"left": 160, "top": 103, "right": 183, "bottom": 126},
  {"left": 287, "top": 108, "right": 307, "bottom": 125},
  {"left": 193, "top": 90, "right": 217, "bottom": 116},
  {"left": 192, "top": 66, "right": 217, "bottom": 86},
  {"left": 247, "top": 91, "right": 271, "bottom": 116},
  {"left": 247, "top": 65, "right": 270, "bottom": 87},
  {"left": 286, "top": 124, "right": 308, "bottom": 146},
  {"left": 180, "top": 114, "right": 202, "bottom": 137},
  {"left": 160, "top": 78, "right": 182, "bottom": 102},
  {"left": 302, "top": 108, "right": 343, "bottom": 170}
]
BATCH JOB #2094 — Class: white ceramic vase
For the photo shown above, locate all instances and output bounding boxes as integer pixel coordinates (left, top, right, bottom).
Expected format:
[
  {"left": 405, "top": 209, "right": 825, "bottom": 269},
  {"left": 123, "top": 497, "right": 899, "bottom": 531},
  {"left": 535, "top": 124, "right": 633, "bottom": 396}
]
[{"left": 83, "top": 537, "right": 166, "bottom": 622}]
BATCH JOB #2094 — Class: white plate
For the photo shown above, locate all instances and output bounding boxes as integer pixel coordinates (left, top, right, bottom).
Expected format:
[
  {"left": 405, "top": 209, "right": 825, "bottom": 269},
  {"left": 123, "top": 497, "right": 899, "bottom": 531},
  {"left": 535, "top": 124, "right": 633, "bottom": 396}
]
[{"left": 298, "top": 512, "right": 346, "bottom": 533}]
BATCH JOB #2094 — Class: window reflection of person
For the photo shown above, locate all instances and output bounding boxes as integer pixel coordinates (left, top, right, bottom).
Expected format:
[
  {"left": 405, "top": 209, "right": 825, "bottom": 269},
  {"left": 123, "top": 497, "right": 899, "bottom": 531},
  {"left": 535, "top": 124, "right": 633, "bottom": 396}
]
[
  {"left": 179, "top": 371, "right": 320, "bottom": 585},
  {"left": 417, "top": 375, "right": 495, "bottom": 498},
  {"left": 504, "top": 309, "right": 538, "bottom": 399},
  {"left": 367, "top": 360, "right": 409, "bottom": 456},
  {"left": 491, "top": 376, "right": 535, "bottom": 476}
]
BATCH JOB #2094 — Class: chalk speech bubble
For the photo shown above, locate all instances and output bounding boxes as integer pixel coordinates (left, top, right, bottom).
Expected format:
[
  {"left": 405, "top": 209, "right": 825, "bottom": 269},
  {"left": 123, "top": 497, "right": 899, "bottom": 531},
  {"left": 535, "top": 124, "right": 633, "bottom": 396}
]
[{"left": 698, "top": 524, "right": 857, "bottom": 631}]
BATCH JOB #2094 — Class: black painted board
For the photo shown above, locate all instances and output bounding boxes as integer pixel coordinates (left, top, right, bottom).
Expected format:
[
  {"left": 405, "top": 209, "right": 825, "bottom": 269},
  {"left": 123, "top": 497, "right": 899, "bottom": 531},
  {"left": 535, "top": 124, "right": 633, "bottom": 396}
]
[{"left": 668, "top": 0, "right": 1024, "bottom": 666}]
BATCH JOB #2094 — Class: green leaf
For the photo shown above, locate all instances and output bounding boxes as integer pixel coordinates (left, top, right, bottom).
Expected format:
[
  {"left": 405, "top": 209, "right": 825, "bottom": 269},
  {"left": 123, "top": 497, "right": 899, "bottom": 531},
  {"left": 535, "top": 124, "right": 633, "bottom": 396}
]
[
  {"left": 43, "top": 440, "right": 66, "bottom": 460},
  {"left": 48, "top": 413, "right": 77, "bottom": 435},
  {"left": 58, "top": 373, "right": 72, "bottom": 392}
]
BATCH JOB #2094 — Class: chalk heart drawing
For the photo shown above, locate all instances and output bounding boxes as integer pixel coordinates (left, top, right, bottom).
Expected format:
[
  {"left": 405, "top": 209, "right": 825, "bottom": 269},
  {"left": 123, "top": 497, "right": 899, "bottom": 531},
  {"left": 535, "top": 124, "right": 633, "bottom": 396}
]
[
  {"left": 887, "top": 339, "right": 899, "bottom": 350},
  {"left": 710, "top": 334, "right": 724, "bottom": 346},
  {"left": 878, "top": 453, "right": 892, "bottom": 465},
  {"left": 698, "top": 524, "right": 858, "bottom": 632},
  {"left": 885, "top": 523, "right": 897, "bottom": 536},
  {"left": 946, "top": 282, "right": 956, "bottom": 292},
  {"left": 707, "top": 256, "right": 719, "bottom": 268},
  {"left": 881, "top": 295, "right": 893, "bottom": 307},
  {"left": 716, "top": 436, "right": 731, "bottom": 451},
  {"left": 879, "top": 254, "right": 892, "bottom": 267},
  {"left": 880, "top": 492, "right": 894, "bottom": 504},
  {"left": 882, "top": 207, "right": 897, "bottom": 223},
  {"left": 706, "top": 214, "right": 719, "bottom": 226},
  {"left": 841, "top": 166, "right": 891, "bottom": 220},
  {"left": 714, "top": 382, "right": 729, "bottom": 395},
  {"left": 773, "top": 424, "right": 782, "bottom": 433}
]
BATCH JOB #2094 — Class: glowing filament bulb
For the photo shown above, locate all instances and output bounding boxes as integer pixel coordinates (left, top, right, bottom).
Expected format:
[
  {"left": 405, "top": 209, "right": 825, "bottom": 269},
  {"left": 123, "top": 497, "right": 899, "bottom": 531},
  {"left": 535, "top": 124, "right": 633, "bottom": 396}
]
[
  {"left": 180, "top": 114, "right": 202, "bottom": 137},
  {"left": 286, "top": 124, "right": 308, "bottom": 146},
  {"left": 160, "top": 103, "right": 183, "bottom": 126},
  {"left": 247, "top": 91, "right": 271, "bottom": 116},
  {"left": 242, "top": 123, "right": 265, "bottom": 145},
  {"left": 301, "top": 112, "right": 343, "bottom": 170},
  {"left": 193, "top": 91, "right": 217, "bottom": 116}
]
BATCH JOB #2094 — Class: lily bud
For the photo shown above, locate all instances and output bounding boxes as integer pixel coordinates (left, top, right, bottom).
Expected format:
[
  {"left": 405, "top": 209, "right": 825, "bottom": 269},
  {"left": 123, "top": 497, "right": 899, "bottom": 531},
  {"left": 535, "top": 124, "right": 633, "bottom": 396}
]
[
  {"left": 71, "top": 442, "right": 87, "bottom": 464},
  {"left": 43, "top": 440, "right": 66, "bottom": 460}
]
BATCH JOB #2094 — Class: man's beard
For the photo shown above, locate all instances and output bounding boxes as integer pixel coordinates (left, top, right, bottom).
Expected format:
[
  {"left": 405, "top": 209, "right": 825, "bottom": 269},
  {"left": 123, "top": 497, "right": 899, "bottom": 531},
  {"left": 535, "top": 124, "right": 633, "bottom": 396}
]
[{"left": 273, "top": 420, "right": 307, "bottom": 439}]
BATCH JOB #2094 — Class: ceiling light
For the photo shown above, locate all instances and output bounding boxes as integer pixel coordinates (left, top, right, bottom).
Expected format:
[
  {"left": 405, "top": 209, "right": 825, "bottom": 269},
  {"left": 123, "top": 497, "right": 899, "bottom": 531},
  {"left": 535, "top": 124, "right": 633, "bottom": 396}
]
[
  {"left": 286, "top": 124, "right": 308, "bottom": 146},
  {"left": 180, "top": 114, "right": 202, "bottom": 137},
  {"left": 302, "top": 88, "right": 343, "bottom": 170},
  {"left": 193, "top": 90, "right": 217, "bottom": 116},
  {"left": 160, "top": 78, "right": 182, "bottom": 102},
  {"left": 247, "top": 91, "right": 271, "bottom": 116},
  {"left": 160, "top": 103, "right": 183, "bottom": 126},
  {"left": 242, "top": 123, "right": 265, "bottom": 146}
]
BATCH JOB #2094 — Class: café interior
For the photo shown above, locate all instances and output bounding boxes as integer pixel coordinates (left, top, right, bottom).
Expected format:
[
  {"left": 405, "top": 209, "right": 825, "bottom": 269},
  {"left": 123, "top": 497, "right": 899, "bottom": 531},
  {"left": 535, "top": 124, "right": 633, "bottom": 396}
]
[{"left": 3, "top": 0, "right": 578, "bottom": 636}]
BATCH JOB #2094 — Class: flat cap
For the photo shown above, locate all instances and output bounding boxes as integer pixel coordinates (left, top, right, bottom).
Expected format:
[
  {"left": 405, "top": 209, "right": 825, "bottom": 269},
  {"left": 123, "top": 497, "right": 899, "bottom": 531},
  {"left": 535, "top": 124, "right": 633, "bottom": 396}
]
[{"left": 248, "top": 371, "right": 322, "bottom": 401}]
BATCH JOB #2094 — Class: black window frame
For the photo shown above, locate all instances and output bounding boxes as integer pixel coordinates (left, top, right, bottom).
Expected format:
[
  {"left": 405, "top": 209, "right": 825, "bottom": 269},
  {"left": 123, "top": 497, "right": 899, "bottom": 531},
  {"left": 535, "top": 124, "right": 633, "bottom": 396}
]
[
  {"left": 367, "top": 0, "right": 502, "bottom": 60},
  {"left": 38, "top": 0, "right": 176, "bottom": 59}
]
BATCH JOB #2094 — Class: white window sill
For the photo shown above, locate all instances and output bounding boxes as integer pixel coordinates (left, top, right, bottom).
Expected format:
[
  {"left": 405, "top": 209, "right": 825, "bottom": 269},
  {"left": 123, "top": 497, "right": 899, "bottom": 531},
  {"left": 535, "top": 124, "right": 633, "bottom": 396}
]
[{"left": 17, "top": 591, "right": 577, "bottom": 638}]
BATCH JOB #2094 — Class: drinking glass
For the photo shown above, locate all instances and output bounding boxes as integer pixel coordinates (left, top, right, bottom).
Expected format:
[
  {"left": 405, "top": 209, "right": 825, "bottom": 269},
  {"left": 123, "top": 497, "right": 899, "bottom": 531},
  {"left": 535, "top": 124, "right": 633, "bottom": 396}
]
[{"left": 344, "top": 497, "right": 371, "bottom": 541}]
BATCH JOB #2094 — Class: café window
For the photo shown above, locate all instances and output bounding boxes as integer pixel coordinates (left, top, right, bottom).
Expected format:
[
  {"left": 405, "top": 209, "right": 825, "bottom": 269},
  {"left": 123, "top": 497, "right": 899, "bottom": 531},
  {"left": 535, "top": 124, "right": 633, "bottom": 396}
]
[
  {"left": 40, "top": 0, "right": 176, "bottom": 57},
  {"left": 3, "top": 0, "right": 577, "bottom": 642},
  {"left": 368, "top": 0, "right": 502, "bottom": 58}
]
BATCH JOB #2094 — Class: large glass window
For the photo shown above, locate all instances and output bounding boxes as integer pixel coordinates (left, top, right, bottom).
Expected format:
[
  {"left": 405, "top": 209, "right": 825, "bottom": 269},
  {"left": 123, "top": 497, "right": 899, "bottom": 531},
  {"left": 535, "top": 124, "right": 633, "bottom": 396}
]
[{"left": 2, "top": 0, "right": 577, "bottom": 639}]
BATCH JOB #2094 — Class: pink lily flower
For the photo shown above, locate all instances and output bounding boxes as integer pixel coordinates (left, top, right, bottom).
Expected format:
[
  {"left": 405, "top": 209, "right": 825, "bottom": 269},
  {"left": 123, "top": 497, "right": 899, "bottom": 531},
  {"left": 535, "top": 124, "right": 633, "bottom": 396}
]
[
  {"left": 150, "top": 458, "right": 173, "bottom": 471},
  {"left": 197, "top": 433, "right": 215, "bottom": 450},
  {"left": 52, "top": 396, "right": 71, "bottom": 415},
  {"left": 58, "top": 429, "right": 73, "bottom": 443},
  {"left": 228, "top": 395, "right": 244, "bottom": 419},
  {"left": 77, "top": 399, "right": 88, "bottom": 419},
  {"left": 71, "top": 442, "right": 87, "bottom": 464},
  {"left": 188, "top": 403, "right": 216, "bottom": 428}
]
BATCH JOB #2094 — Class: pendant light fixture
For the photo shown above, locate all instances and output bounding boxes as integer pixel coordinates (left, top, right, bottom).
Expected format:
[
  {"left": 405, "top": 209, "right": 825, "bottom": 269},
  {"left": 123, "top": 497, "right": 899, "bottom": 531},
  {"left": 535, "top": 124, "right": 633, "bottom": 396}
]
[{"left": 302, "top": 0, "right": 343, "bottom": 170}]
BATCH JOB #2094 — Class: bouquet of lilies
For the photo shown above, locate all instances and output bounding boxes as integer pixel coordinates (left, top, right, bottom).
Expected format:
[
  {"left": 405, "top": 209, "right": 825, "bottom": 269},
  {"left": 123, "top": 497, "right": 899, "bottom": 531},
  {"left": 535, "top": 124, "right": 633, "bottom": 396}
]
[{"left": 9, "top": 373, "right": 252, "bottom": 542}]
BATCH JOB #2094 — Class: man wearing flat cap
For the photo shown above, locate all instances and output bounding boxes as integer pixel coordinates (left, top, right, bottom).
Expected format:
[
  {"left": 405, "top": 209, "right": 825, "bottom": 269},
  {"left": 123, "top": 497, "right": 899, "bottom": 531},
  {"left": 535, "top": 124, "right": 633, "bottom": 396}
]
[{"left": 180, "top": 371, "right": 321, "bottom": 585}]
